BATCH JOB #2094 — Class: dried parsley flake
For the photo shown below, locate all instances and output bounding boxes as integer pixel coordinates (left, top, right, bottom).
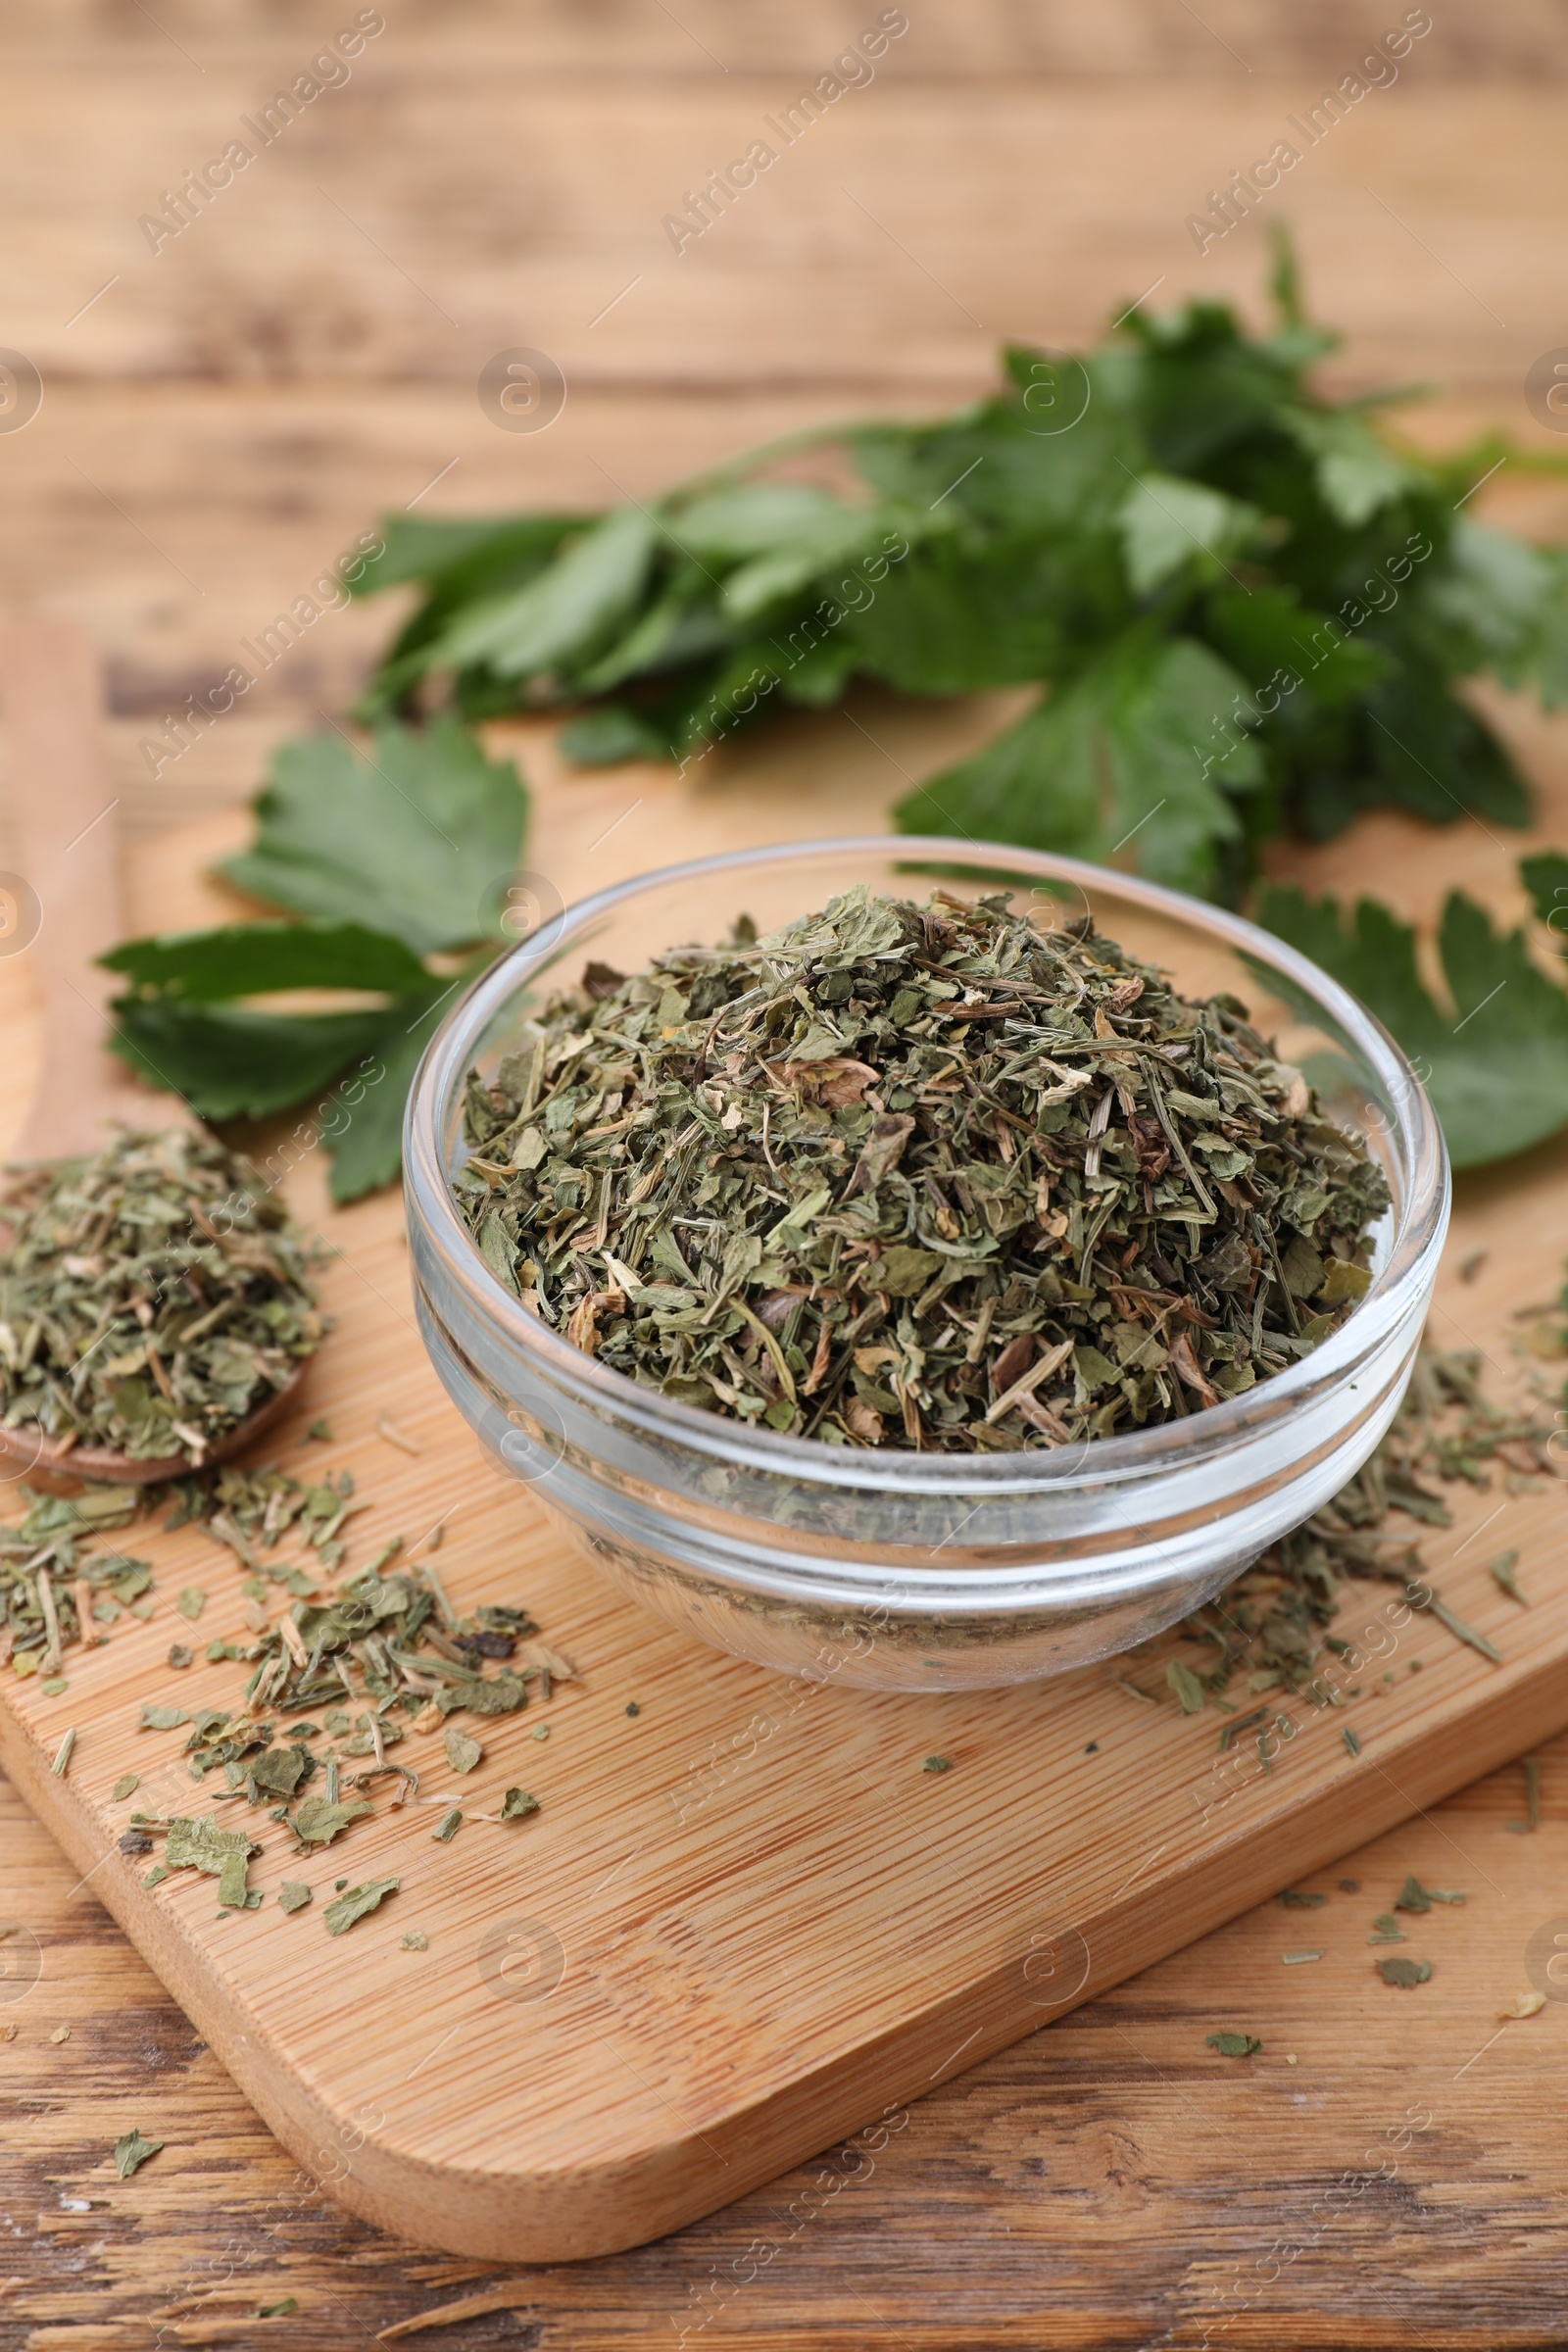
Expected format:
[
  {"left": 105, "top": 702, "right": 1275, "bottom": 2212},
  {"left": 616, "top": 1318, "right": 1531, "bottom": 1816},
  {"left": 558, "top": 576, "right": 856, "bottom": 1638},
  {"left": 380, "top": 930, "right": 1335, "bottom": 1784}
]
[
  {"left": 1206, "top": 2031, "right": 1262, "bottom": 2057},
  {"left": 113, "top": 2127, "right": 165, "bottom": 2178},
  {"left": 1377, "top": 1956, "right": 1432, "bottom": 1988},
  {"left": 324, "top": 1876, "right": 400, "bottom": 1936}
]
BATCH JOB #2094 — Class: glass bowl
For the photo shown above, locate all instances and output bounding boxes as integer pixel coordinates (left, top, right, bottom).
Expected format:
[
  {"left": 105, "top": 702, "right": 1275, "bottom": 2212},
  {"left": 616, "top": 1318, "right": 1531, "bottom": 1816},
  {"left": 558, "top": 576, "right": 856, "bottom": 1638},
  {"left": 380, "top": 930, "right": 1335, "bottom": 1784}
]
[{"left": 404, "top": 837, "right": 1448, "bottom": 1691}]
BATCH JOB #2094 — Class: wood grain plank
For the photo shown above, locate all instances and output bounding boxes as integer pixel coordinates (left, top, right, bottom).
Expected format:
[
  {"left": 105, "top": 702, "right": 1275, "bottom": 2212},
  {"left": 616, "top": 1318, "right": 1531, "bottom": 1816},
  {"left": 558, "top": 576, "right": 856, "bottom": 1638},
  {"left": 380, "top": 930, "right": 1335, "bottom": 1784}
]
[
  {"left": 6, "top": 2, "right": 1568, "bottom": 82},
  {"left": 5, "top": 1747, "right": 1567, "bottom": 2349}
]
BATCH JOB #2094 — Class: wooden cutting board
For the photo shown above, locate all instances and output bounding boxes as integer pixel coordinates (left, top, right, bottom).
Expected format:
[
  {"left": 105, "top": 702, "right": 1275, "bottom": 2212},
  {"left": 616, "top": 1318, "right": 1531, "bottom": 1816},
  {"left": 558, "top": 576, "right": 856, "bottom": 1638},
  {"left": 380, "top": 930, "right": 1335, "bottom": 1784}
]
[{"left": 1, "top": 737, "right": 1565, "bottom": 2266}]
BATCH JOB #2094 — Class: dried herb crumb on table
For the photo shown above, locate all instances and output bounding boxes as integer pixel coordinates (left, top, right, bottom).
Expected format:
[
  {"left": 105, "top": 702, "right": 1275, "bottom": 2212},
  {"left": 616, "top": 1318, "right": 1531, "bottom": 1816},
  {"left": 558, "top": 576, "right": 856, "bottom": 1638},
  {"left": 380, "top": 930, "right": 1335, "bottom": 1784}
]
[
  {"left": 2, "top": 1451, "right": 569, "bottom": 1931},
  {"left": 1138, "top": 1343, "right": 1559, "bottom": 1724}
]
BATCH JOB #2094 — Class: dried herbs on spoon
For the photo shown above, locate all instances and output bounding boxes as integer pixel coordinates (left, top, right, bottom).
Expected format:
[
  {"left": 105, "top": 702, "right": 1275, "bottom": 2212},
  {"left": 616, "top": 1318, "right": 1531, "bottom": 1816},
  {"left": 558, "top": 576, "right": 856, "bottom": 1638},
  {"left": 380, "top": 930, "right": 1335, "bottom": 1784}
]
[
  {"left": 453, "top": 886, "right": 1389, "bottom": 1449},
  {"left": 0, "top": 1129, "right": 324, "bottom": 1466}
]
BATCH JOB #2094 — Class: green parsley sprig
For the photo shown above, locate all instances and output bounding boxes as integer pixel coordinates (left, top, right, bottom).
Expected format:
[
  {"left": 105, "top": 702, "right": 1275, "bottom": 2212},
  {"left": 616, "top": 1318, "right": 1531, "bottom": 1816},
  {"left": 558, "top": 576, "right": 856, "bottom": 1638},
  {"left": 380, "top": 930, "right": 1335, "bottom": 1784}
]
[
  {"left": 348, "top": 228, "right": 1568, "bottom": 905},
  {"left": 1256, "top": 852, "right": 1568, "bottom": 1169},
  {"left": 102, "top": 716, "right": 528, "bottom": 1201}
]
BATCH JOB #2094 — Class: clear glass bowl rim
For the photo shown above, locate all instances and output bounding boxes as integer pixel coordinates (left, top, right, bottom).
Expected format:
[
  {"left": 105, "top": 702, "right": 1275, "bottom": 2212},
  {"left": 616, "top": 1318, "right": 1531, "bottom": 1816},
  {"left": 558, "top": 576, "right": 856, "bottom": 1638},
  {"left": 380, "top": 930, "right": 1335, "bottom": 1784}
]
[{"left": 404, "top": 834, "right": 1449, "bottom": 1495}]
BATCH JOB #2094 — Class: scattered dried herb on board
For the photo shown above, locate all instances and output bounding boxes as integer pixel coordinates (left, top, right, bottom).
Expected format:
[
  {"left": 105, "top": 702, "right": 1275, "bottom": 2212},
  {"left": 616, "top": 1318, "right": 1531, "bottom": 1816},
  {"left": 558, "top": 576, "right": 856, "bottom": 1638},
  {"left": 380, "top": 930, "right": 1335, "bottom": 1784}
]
[
  {"left": 325, "top": 1875, "right": 401, "bottom": 1936},
  {"left": 1206, "top": 2031, "right": 1262, "bottom": 2057},
  {"left": 113, "top": 2127, "right": 165, "bottom": 2178},
  {"left": 1, "top": 1483, "right": 151, "bottom": 1679},
  {"left": 1377, "top": 1956, "right": 1432, "bottom": 1988},
  {"left": 1144, "top": 1348, "right": 1558, "bottom": 1715},
  {"left": 124, "top": 1532, "right": 563, "bottom": 1907},
  {"left": 4, "top": 1445, "right": 565, "bottom": 1926},
  {"left": 455, "top": 887, "right": 1388, "bottom": 1449},
  {"left": 0, "top": 1130, "right": 325, "bottom": 1467}
]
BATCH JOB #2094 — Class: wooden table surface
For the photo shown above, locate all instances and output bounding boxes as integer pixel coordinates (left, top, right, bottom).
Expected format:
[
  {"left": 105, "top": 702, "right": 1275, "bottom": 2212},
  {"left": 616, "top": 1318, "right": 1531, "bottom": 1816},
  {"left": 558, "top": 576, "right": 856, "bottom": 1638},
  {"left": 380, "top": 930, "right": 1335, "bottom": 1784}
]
[{"left": 4, "top": 4, "right": 1568, "bottom": 2344}]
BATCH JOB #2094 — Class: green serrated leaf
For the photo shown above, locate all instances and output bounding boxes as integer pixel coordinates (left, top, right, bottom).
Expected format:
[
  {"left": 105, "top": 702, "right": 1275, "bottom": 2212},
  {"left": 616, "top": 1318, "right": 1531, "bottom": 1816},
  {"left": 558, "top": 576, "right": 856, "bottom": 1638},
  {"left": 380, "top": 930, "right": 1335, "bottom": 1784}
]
[
  {"left": 100, "top": 919, "right": 430, "bottom": 1002},
  {"left": 900, "top": 636, "right": 1262, "bottom": 896},
  {"left": 844, "top": 534, "right": 1070, "bottom": 692},
  {"left": 109, "top": 1000, "right": 395, "bottom": 1122},
  {"left": 337, "top": 247, "right": 1568, "bottom": 892},
  {"left": 432, "top": 505, "right": 658, "bottom": 682},
  {"left": 1117, "top": 472, "right": 1262, "bottom": 596},
  {"left": 559, "top": 705, "right": 672, "bottom": 765},
  {"left": 319, "top": 983, "right": 460, "bottom": 1203},
  {"left": 1364, "top": 670, "right": 1531, "bottom": 832},
  {"left": 1283, "top": 407, "right": 1414, "bottom": 526},
  {"left": 1255, "top": 863, "right": 1568, "bottom": 1168},
  {"left": 1523, "top": 849, "right": 1568, "bottom": 938},
  {"left": 220, "top": 717, "right": 527, "bottom": 954},
  {"left": 350, "top": 509, "right": 584, "bottom": 598}
]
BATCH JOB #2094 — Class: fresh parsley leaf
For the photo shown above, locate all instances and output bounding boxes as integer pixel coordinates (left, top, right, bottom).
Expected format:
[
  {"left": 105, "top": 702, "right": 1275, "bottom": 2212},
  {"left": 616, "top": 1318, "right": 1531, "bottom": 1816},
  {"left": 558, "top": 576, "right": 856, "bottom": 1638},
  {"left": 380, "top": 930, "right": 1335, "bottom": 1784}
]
[
  {"left": 353, "top": 509, "right": 586, "bottom": 598},
  {"left": 675, "top": 483, "right": 884, "bottom": 621},
  {"left": 1523, "top": 847, "right": 1568, "bottom": 928},
  {"left": 1116, "top": 472, "right": 1263, "bottom": 596},
  {"left": 108, "top": 999, "right": 399, "bottom": 1121},
  {"left": 318, "top": 982, "right": 467, "bottom": 1201},
  {"left": 352, "top": 512, "right": 590, "bottom": 719},
  {"left": 105, "top": 961, "right": 457, "bottom": 1203},
  {"left": 899, "top": 635, "right": 1263, "bottom": 897},
  {"left": 102, "top": 919, "right": 431, "bottom": 1001},
  {"left": 1362, "top": 668, "right": 1532, "bottom": 831},
  {"left": 429, "top": 505, "right": 659, "bottom": 682},
  {"left": 220, "top": 716, "right": 527, "bottom": 954},
  {"left": 109, "top": 722, "right": 520, "bottom": 1199},
  {"left": 843, "top": 534, "right": 1074, "bottom": 692},
  {"left": 559, "top": 705, "right": 673, "bottom": 765},
  {"left": 1280, "top": 405, "right": 1415, "bottom": 527},
  {"left": 1255, "top": 859, "right": 1568, "bottom": 1168},
  {"left": 350, "top": 237, "right": 1560, "bottom": 896}
]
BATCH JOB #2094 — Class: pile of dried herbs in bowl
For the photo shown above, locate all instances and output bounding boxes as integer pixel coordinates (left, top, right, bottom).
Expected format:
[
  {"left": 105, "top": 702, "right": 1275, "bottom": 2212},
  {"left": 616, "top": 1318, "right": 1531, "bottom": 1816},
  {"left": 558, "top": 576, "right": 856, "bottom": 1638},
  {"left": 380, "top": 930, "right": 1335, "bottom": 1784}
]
[
  {"left": 0, "top": 1129, "right": 325, "bottom": 1469},
  {"left": 453, "top": 886, "right": 1390, "bottom": 1449}
]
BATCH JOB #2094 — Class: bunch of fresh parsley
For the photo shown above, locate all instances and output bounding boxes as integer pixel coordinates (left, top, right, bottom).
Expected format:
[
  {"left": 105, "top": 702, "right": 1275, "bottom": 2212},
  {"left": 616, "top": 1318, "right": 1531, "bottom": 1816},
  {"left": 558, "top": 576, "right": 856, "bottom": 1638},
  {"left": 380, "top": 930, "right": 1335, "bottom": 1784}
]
[
  {"left": 104, "top": 718, "right": 527, "bottom": 1200},
  {"left": 350, "top": 230, "right": 1568, "bottom": 905},
  {"left": 107, "top": 232, "right": 1568, "bottom": 1195}
]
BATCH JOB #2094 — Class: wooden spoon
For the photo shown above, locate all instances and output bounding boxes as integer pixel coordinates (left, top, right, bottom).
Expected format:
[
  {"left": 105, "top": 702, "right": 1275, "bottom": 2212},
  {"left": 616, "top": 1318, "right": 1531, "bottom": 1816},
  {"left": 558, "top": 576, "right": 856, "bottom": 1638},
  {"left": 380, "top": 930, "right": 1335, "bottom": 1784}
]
[{"left": 0, "top": 615, "right": 305, "bottom": 1484}]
